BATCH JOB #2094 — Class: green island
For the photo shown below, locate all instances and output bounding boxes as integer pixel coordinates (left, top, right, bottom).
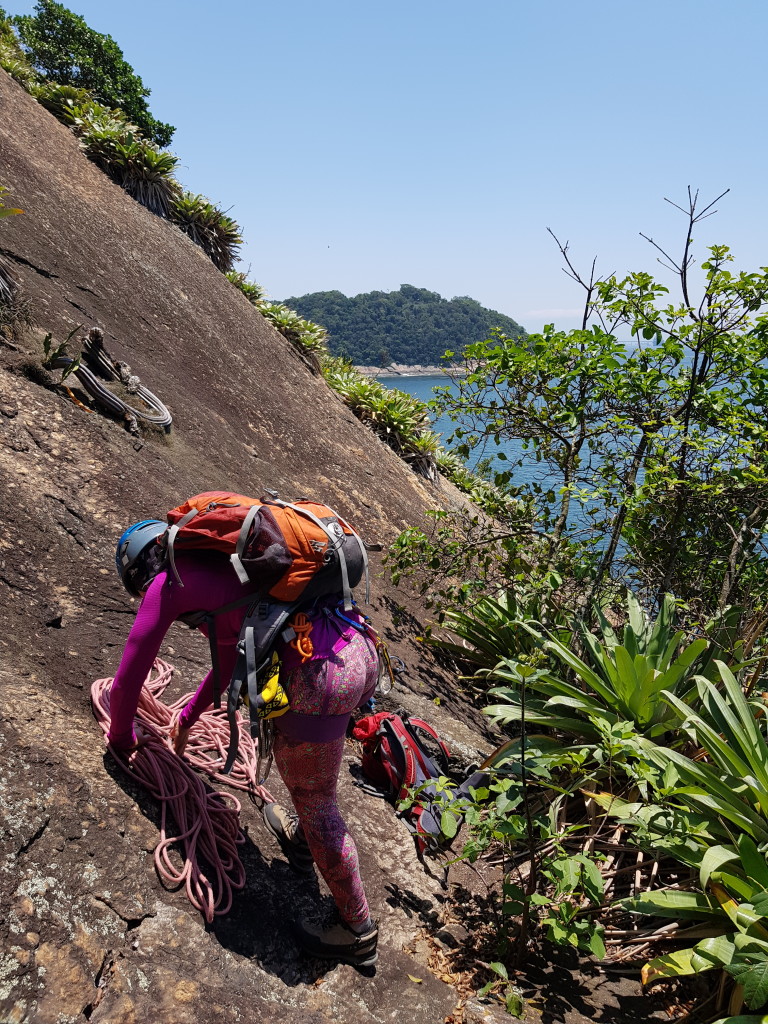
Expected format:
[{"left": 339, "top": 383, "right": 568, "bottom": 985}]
[{"left": 282, "top": 284, "right": 527, "bottom": 368}]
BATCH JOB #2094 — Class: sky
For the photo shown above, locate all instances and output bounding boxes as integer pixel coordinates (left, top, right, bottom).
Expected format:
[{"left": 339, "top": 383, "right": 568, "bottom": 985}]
[{"left": 8, "top": 0, "right": 768, "bottom": 333}]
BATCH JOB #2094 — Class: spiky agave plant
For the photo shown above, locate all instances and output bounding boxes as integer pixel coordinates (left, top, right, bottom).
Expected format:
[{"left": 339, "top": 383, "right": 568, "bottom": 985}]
[
  {"left": 169, "top": 192, "right": 242, "bottom": 271},
  {"left": 226, "top": 271, "right": 267, "bottom": 305},
  {"left": 32, "top": 82, "right": 97, "bottom": 125}
]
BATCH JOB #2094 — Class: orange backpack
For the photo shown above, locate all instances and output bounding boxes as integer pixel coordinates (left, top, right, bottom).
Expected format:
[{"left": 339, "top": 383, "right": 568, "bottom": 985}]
[
  {"left": 164, "top": 490, "right": 368, "bottom": 608},
  {"left": 160, "top": 491, "right": 371, "bottom": 776}
]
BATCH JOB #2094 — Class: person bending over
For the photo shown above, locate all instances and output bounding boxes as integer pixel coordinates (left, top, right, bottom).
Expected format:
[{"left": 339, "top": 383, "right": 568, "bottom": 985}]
[{"left": 108, "top": 519, "right": 379, "bottom": 967}]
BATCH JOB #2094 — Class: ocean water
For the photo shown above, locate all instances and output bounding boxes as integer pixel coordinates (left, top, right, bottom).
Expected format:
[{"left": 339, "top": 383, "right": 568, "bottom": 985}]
[
  {"left": 379, "top": 374, "right": 534, "bottom": 480},
  {"left": 379, "top": 373, "right": 595, "bottom": 534}
]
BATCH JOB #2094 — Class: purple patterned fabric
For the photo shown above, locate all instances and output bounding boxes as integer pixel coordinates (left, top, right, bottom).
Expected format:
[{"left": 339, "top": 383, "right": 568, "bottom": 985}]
[{"left": 273, "top": 630, "right": 377, "bottom": 927}]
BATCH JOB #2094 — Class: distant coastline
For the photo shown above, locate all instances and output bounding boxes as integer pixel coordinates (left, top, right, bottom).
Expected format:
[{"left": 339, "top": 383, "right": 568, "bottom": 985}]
[{"left": 354, "top": 363, "right": 468, "bottom": 378}]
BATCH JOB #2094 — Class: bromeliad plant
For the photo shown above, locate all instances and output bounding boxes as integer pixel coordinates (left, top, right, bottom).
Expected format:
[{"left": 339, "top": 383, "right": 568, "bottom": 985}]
[
  {"left": 77, "top": 112, "right": 180, "bottom": 217},
  {"left": 593, "top": 662, "right": 768, "bottom": 1021},
  {"left": 258, "top": 302, "right": 329, "bottom": 355},
  {"left": 322, "top": 357, "right": 441, "bottom": 480},
  {"left": 0, "top": 185, "right": 34, "bottom": 338},
  {"left": 33, "top": 80, "right": 94, "bottom": 124},
  {"left": 226, "top": 270, "right": 267, "bottom": 306},
  {"left": 483, "top": 592, "right": 737, "bottom": 755},
  {"left": 169, "top": 191, "right": 243, "bottom": 272}
]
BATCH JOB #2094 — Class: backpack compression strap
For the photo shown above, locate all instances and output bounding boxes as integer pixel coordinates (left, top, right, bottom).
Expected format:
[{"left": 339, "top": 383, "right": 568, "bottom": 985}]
[
  {"left": 377, "top": 716, "right": 420, "bottom": 801},
  {"left": 165, "top": 507, "right": 200, "bottom": 587},
  {"left": 230, "top": 503, "right": 261, "bottom": 585}
]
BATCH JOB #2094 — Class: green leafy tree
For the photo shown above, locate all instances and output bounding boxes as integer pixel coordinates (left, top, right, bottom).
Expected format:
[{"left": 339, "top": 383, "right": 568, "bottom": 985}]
[
  {"left": 12, "top": 0, "right": 174, "bottom": 146},
  {"left": 433, "top": 192, "right": 768, "bottom": 618}
]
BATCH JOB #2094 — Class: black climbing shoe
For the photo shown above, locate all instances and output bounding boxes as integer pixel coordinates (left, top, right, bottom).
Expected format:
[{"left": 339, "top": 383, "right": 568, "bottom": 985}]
[
  {"left": 262, "top": 802, "right": 315, "bottom": 876},
  {"left": 295, "top": 916, "right": 379, "bottom": 967}
]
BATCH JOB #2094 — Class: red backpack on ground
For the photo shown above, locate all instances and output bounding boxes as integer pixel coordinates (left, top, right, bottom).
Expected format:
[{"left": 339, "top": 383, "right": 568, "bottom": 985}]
[{"left": 351, "top": 710, "right": 488, "bottom": 853}]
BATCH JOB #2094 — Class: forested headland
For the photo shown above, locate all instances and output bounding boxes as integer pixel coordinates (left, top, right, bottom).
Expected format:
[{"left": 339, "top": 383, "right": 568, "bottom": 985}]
[{"left": 282, "top": 283, "right": 527, "bottom": 365}]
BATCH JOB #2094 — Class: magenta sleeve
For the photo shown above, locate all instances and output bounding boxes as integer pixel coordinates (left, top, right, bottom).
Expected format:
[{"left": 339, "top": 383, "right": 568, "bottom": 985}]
[
  {"left": 177, "top": 643, "right": 240, "bottom": 730},
  {"left": 107, "top": 576, "right": 180, "bottom": 750}
]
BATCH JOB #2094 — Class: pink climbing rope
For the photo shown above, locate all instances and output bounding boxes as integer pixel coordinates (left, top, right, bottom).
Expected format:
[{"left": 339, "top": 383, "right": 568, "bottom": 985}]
[{"left": 91, "top": 658, "right": 273, "bottom": 922}]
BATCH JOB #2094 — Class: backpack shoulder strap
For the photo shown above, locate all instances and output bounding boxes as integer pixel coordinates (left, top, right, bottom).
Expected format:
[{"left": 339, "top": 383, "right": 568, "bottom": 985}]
[
  {"left": 402, "top": 716, "right": 451, "bottom": 775},
  {"left": 221, "top": 599, "right": 298, "bottom": 773},
  {"left": 377, "top": 715, "right": 422, "bottom": 801},
  {"left": 180, "top": 592, "right": 261, "bottom": 711},
  {"left": 164, "top": 507, "right": 198, "bottom": 587}
]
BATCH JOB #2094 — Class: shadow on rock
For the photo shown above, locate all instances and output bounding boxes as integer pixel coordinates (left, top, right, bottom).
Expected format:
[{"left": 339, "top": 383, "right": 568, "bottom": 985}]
[
  {"left": 516, "top": 943, "right": 674, "bottom": 1024},
  {"left": 102, "top": 752, "right": 348, "bottom": 986},
  {"left": 383, "top": 881, "right": 441, "bottom": 928}
]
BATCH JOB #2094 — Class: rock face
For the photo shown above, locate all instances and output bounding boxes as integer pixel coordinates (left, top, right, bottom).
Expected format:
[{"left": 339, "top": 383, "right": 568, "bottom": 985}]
[{"left": 0, "top": 70, "right": 495, "bottom": 1023}]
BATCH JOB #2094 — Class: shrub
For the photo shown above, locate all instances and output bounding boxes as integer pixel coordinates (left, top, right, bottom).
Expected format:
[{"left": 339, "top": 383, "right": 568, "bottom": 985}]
[
  {"left": 0, "top": 9, "right": 37, "bottom": 86},
  {"left": 169, "top": 191, "right": 242, "bottom": 272},
  {"left": 0, "top": 51, "right": 38, "bottom": 86},
  {"left": 226, "top": 270, "right": 266, "bottom": 305},
  {"left": 12, "top": 0, "right": 174, "bottom": 146}
]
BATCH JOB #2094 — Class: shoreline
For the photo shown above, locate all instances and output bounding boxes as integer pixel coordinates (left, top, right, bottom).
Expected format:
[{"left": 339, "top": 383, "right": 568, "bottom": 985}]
[{"left": 354, "top": 364, "right": 467, "bottom": 378}]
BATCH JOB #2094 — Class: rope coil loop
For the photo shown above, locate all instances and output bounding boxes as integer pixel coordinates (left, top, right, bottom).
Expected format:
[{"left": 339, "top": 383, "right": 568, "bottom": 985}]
[{"left": 91, "top": 659, "right": 273, "bottom": 922}]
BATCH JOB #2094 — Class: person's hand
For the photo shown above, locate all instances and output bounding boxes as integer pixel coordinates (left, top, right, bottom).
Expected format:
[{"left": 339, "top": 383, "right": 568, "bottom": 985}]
[
  {"left": 170, "top": 718, "right": 191, "bottom": 757},
  {"left": 123, "top": 724, "right": 150, "bottom": 754}
]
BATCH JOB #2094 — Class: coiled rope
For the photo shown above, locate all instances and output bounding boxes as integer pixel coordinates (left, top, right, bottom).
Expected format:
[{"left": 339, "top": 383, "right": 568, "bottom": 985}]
[
  {"left": 289, "top": 611, "right": 314, "bottom": 663},
  {"left": 91, "top": 659, "right": 274, "bottom": 922},
  {"left": 48, "top": 327, "right": 172, "bottom": 432}
]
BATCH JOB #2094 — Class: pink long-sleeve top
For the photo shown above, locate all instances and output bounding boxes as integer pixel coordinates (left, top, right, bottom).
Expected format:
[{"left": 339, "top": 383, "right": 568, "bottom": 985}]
[{"left": 107, "top": 553, "right": 257, "bottom": 750}]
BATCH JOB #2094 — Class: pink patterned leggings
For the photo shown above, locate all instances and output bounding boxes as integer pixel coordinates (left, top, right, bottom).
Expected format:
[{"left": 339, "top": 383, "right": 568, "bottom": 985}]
[{"left": 273, "top": 631, "right": 377, "bottom": 928}]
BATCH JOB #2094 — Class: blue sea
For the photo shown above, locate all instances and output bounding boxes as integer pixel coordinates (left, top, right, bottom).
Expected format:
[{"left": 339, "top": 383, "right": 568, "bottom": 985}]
[
  {"left": 379, "top": 373, "right": 595, "bottom": 535},
  {"left": 378, "top": 373, "right": 534, "bottom": 479}
]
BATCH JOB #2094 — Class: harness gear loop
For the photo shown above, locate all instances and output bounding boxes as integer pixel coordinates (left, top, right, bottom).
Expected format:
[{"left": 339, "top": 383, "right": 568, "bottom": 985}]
[{"left": 289, "top": 612, "right": 314, "bottom": 662}]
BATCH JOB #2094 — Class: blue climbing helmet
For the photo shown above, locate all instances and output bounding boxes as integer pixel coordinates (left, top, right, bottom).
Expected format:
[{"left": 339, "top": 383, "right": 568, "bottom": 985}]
[{"left": 115, "top": 519, "right": 166, "bottom": 596}]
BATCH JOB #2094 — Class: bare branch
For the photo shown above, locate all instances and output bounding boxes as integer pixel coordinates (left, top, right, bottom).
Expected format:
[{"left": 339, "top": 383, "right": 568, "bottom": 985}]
[
  {"left": 639, "top": 232, "right": 682, "bottom": 274},
  {"left": 547, "top": 227, "right": 600, "bottom": 330}
]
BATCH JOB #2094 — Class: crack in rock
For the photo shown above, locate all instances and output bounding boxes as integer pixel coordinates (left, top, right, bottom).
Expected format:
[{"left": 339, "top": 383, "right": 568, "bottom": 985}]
[
  {"left": 0, "top": 572, "right": 34, "bottom": 592},
  {"left": 92, "top": 893, "right": 156, "bottom": 932},
  {"left": 55, "top": 516, "right": 88, "bottom": 549},
  {"left": 0, "top": 248, "right": 59, "bottom": 279},
  {"left": 17, "top": 815, "right": 50, "bottom": 857},
  {"left": 45, "top": 494, "right": 86, "bottom": 521},
  {"left": 83, "top": 948, "right": 119, "bottom": 1019}
]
